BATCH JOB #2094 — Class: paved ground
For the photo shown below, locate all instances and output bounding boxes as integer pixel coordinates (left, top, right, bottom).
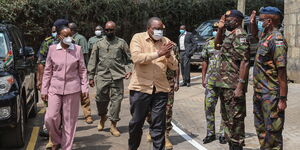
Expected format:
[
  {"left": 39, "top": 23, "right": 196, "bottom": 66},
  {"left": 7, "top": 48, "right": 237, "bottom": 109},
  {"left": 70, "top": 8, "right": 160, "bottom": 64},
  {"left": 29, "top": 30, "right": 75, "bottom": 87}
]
[{"left": 4, "top": 70, "right": 300, "bottom": 150}]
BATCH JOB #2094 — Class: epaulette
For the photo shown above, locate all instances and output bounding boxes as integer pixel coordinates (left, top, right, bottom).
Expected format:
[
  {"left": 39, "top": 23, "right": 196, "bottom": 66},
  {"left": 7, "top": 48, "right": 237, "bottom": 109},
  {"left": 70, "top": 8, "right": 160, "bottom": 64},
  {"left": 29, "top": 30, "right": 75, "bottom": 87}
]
[{"left": 45, "top": 36, "right": 53, "bottom": 41}]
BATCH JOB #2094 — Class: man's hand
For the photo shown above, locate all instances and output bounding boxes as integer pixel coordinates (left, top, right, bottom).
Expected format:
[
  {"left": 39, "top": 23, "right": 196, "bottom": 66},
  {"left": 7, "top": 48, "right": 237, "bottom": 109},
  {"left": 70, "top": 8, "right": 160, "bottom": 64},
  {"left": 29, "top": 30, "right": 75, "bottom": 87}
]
[
  {"left": 250, "top": 10, "right": 257, "bottom": 24},
  {"left": 82, "top": 92, "right": 89, "bottom": 100},
  {"left": 125, "top": 72, "right": 132, "bottom": 80},
  {"left": 174, "top": 82, "right": 179, "bottom": 92},
  {"left": 218, "top": 15, "right": 226, "bottom": 29},
  {"left": 41, "top": 94, "right": 48, "bottom": 102},
  {"left": 202, "top": 78, "right": 206, "bottom": 88},
  {"left": 234, "top": 87, "right": 243, "bottom": 98},
  {"left": 278, "top": 99, "right": 287, "bottom": 112},
  {"left": 158, "top": 42, "right": 173, "bottom": 57},
  {"left": 89, "top": 79, "right": 95, "bottom": 87}
]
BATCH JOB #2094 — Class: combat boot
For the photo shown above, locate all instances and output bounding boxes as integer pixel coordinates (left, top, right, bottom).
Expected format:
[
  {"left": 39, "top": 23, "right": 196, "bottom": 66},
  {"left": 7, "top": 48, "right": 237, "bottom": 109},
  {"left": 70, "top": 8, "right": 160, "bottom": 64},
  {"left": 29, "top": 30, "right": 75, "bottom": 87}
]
[
  {"left": 165, "top": 136, "right": 173, "bottom": 150},
  {"left": 110, "top": 121, "right": 121, "bottom": 137},
  {"left": 97, "top": 115, "right": 107, "bottom": 131}
]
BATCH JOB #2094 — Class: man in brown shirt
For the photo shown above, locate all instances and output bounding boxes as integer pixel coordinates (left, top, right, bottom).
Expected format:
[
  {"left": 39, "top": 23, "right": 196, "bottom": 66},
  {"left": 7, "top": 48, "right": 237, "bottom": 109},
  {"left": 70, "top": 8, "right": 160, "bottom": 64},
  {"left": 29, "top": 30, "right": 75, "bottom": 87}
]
[{"left": 128, "top": 17, "right": 178, "bottom": 150}]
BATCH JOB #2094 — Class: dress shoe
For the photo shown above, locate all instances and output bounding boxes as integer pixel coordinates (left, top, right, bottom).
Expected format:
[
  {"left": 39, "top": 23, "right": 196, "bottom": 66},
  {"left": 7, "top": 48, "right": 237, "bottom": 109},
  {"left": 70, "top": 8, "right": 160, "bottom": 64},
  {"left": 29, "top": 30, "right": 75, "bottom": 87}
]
[
  {"left": 39, "top": 128, "right": 49, "bottom": 138},
  {"left": 180, "top": 82, "right": 187, "bottom": 86},
  {"left": 219, "top": 136, "right": 227, "bottom": 144},
  {"left": 186, "top": 83, "right": 191, "bottom": 87},
  {"left": 203, "top": 135, "right": 216, "bottom": 144},
  {"left": 85, "top": 116, "right": 93, "bottom": 124}
]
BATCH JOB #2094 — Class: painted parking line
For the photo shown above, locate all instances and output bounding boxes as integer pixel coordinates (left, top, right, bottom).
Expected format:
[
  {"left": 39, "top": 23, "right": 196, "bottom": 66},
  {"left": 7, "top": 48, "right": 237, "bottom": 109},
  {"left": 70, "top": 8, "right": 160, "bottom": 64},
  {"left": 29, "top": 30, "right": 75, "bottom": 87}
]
[{"left": 26, "top": 127, "right": 40, "bottom": 150}]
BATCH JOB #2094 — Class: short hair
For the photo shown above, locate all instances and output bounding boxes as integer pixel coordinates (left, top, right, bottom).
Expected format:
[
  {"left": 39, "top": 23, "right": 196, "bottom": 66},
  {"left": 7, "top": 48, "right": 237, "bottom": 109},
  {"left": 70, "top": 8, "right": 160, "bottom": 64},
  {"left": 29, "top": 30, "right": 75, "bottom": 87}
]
[
  {"left": 68, "top": 22, "right": 77, "bottom": 31},
  {"left": 147, "top": 17, "right": 162, "bottom": 28}
]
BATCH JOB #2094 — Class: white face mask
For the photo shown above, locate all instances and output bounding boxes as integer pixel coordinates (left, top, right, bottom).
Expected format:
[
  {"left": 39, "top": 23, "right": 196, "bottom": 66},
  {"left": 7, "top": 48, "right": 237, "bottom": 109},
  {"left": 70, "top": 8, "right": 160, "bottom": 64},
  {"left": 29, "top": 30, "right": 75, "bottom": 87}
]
[
  {"left": 152, "top": 29, "right": 163, "bottom": 40},
  {"left": 95, "top": 30, "right": 102, "bottom": 36},
  {"left": 62, "top": 36, "right": 73, "bottom": 46}
]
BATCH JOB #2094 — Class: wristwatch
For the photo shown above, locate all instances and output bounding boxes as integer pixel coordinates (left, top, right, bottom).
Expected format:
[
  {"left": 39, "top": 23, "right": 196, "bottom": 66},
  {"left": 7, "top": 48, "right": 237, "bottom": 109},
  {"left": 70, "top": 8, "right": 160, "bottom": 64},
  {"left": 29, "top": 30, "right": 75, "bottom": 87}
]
[{"left": 238, "top": 78, "right": 246, "bottom": 83}]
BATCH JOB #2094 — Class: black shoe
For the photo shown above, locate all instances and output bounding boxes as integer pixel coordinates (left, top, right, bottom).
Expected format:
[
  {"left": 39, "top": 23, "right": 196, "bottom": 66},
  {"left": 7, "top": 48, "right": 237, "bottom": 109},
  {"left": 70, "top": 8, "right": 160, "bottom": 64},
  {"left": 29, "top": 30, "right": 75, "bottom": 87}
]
[
  {"left": 180, "top": 82, "right": 187, "bottom": 87},
  {"left": 229, "top": 143, "right": 243, "bottom": 150},
  {"left": 219, "top": 136, "right": 227, "bottom": 144},
  {"left": 39, "top": 129, "right": 49, "bottom": 138},
  {"left": 203, "top": 135, "right": 216, "bottom": 144},
  {"left": 186, "top": 83, "right": 191, "bottom": 87}
]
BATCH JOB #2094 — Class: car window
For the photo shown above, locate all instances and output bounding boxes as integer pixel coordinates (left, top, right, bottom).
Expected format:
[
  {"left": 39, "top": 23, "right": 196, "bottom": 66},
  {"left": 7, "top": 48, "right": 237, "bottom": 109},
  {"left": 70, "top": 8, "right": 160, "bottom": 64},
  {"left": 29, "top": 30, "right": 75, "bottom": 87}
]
[
  {"left": 8, "top": 27, "right": 22, "bottom": 57},
  {"left": 0, "top": 32, "right": 8, "bottom": 59},
  {"left": 199, "top": 26, "right": 213, "bottom": 37}
]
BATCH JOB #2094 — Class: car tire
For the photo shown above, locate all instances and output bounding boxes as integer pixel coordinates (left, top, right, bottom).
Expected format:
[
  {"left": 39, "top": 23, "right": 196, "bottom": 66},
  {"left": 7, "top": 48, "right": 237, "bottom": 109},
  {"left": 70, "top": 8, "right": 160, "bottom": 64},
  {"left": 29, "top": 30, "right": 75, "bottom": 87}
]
[
  {"left": 29, "top": 84, "right": 38, "bottom": 118},
  {"left": 3, "top": 96, "right": 25, "bottom": 148}
]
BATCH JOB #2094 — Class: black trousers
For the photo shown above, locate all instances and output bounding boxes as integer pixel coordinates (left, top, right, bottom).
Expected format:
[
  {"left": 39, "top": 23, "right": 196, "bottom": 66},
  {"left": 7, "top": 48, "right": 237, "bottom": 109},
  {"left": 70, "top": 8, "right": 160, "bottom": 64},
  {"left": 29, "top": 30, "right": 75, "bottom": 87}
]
[
  {"left": 128, "top": 89, "right": 168, "bottom": 150},
  {"left": 180, "top": 52, "right": 191, "bottom": 84}
]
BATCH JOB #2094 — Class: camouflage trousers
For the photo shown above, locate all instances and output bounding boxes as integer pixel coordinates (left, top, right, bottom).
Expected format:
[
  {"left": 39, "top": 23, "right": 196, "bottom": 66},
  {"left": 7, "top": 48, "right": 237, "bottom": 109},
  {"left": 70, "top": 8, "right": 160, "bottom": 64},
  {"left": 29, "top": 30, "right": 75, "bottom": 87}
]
[
  {"left": 147, "top": 78, "right": 175, "bottom": 135},
  {"left": 219, "top": 88, "right": 246, "bottom": 146},
  {"left": 253, "top": 92, "right": 285, "bottom": 150},
  {"left": 204, "top": 85, "right": 225, "bottom": 136}
]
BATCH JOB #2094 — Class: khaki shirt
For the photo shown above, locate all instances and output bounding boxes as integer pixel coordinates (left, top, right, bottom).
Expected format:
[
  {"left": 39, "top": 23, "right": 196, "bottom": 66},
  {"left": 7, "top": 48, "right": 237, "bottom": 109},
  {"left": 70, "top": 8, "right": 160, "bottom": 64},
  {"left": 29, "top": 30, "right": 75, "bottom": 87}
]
[
  {"left": 88, "top": 36, "right": 131, "bottom": 81},
  {"left": 128, "top": 32, "right": 178, "bottom": 94}
]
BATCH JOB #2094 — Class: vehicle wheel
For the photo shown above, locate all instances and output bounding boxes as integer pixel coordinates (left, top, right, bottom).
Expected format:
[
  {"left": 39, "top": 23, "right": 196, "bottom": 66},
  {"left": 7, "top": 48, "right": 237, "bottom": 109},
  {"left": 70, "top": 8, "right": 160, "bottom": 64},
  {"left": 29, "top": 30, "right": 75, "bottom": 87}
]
[
  {"left": 3, "top": 96, "right": 25, "bottom": 148},
  {"left": 29, "top": 74, "right": 39, "bottom": 118}
]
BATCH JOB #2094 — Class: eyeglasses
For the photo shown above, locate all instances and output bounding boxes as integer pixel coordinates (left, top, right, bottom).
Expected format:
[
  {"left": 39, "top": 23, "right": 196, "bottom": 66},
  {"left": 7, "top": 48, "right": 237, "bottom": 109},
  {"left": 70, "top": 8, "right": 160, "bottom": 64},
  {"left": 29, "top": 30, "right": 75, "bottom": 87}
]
[{"left": 105, "top": 29, "right": 114, "bottom": 32}]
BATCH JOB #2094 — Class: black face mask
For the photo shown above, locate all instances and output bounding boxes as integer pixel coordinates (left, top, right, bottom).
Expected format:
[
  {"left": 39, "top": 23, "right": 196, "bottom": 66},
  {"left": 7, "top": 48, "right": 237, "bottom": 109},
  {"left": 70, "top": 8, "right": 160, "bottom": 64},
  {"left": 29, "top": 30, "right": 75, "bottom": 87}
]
[
  {"left": 106, "top": 32, "right": 115, "bottom": 39},
  {"left": 224, "top": 20, "right": 237, "bottom": 31}
]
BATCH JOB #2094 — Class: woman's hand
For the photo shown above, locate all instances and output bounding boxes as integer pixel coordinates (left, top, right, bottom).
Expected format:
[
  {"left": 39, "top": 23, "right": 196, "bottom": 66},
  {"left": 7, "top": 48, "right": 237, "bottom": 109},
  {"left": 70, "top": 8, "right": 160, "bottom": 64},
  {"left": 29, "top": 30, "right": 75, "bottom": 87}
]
[
  {"left": 82, "top": 92, "right": 89, "bottom": 100},
  {"left": 41, "top": 94, "right": 48, "bottom": 102}
]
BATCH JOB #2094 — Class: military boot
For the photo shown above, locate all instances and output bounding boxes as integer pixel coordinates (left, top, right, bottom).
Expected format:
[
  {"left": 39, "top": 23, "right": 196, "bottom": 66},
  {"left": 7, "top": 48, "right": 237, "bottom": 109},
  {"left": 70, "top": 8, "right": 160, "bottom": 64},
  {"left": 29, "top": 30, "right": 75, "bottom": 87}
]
[
  {"left": 110, "top": 121, "right": 121, "bottom": 137},
  {"left": 165, "top": 136, "right": 173, "bottom": 150},
  {"left": 97, "top": 115, "right": 107, "bottom": 131}
]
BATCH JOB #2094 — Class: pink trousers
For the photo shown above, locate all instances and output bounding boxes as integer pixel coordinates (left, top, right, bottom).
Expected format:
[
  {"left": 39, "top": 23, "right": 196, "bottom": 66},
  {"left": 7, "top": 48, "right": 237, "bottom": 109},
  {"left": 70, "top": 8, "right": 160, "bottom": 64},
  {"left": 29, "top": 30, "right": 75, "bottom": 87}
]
[{"left": 45, "top": 92, "right": 81, "bottom": 150}]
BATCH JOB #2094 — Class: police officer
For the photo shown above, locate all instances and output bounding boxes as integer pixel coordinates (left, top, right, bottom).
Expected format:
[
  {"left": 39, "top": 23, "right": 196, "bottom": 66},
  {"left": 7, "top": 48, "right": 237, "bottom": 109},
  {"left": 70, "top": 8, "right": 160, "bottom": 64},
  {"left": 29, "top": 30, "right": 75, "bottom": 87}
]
[
  {"left": 201, "top": 22, "right": 226, "bottom": 144},
  {"left": 214, "top": 10, "right": 250, "bottom": 150},
  {"left": 69, "top": 22, "right": 94, "bottom": 124},
  {"left": 88, "top": 25, "right": 103, "bottom": 57},
  {"left": 88, "top": 21, "right": 132, "bottom": 137},
  {"left": 250, "top": 7, "right": 287, "bottom": 150}
]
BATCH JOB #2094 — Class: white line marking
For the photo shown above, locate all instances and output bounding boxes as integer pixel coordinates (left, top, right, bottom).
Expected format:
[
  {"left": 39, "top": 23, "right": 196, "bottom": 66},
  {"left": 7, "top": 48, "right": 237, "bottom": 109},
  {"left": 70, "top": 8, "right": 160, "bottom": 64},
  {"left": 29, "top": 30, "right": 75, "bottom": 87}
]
[
  {"left": 172, "top": 122, "right": 207, "bottom": 150},
  {"left": 172, "top": 75, "right": 207, "bottom": 150}
]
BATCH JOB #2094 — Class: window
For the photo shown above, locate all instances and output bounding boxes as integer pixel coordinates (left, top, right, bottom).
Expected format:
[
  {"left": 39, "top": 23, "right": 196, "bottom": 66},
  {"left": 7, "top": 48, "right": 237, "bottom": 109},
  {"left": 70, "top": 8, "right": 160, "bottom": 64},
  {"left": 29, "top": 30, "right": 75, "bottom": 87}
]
[{"left": 0, "top": 32, "right": 8, "bottom": 59}]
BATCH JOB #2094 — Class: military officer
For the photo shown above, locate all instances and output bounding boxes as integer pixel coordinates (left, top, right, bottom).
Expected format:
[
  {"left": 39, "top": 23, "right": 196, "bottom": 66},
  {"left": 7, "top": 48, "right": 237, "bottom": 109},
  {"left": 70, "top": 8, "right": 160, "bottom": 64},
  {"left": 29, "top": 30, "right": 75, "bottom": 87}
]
[
  {"left": 88, "top": 21, "right": 132, "bottom": 137},
  {"left": 250, "top": 7, "right": 287, "bottom": 150},
  {"left": 69, "top": 22, "right": 94, "bottom": 124},
  {"left": 88, "top": 25, "right": 104, "bottom": 57},
  {"left": 201, "top": 22, "right": 226, "bottom": 144},
  {"left": 214, "top": 10, "right": 250, "bottom": 150}
]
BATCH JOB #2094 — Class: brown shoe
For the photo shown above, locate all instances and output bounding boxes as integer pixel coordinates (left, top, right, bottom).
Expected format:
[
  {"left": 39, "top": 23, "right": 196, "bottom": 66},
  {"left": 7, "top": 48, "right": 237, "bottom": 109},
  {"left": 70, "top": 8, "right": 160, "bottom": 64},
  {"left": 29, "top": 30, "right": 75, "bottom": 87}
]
[
  {"left": 110, "top": 121, "right": 121, "bottom": 137},
  {"left": 146, "top": 132, "right": 152, "bottom": 142},
  {"left": 97, "top": 115, "right": 107, "bottom": 131},
  {"left": 85, "top": 116, "right": 93, "bottom": 124},
  {"left": 46, "top": 138, "right": 53, "bottom": 149},
  {"left": 165, "top": 136, "right": 173, "bottom": 150}
]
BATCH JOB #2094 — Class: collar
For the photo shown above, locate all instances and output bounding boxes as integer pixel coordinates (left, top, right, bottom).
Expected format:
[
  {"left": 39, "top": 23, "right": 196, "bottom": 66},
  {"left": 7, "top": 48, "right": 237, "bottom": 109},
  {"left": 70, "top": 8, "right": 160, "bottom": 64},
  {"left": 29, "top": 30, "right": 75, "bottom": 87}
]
[
  {"left": 72, "top": 32, "right": 79, "bottom": 38},
  {"left": 56, "top": 42, "right": 75, "bottom": 50}
]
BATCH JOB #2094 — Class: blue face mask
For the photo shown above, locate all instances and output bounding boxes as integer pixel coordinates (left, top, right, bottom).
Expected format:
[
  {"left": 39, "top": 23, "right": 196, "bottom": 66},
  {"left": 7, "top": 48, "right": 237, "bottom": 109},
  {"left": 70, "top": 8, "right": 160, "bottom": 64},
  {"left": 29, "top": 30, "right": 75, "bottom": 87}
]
[
  {"left": 179, "top": 30, "right": 185, "bottom": 34},
  {"left": 257, "top": 21, "right": 264, "bottom": 32},
  {"left": 52, "top": 32, "right": 57, "bottom": 38},
  {"left": 212, "top": 31, "right": 217, "bottom": 37}
]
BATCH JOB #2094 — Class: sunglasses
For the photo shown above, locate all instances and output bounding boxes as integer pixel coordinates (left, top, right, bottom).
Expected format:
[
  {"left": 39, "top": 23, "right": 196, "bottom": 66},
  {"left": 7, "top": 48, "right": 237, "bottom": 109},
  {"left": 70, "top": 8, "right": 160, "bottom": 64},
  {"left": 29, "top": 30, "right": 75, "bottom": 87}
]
[{"left": 105, "top": 29, "right": 114, "bottom": 32}]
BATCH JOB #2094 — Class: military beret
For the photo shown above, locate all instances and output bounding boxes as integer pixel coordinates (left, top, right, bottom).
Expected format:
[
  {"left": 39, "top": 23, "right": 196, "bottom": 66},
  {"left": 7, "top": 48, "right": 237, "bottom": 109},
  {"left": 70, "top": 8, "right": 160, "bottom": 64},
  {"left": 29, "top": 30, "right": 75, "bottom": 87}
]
[
  {"left": 225, "top": 10, "right": 244, "bottom": 19},
  {"left": 53, "top": 19, "right": 69, "bottom": 28},
  {"left": 259, "top": 6, "right": 282, "bottom": 16}
]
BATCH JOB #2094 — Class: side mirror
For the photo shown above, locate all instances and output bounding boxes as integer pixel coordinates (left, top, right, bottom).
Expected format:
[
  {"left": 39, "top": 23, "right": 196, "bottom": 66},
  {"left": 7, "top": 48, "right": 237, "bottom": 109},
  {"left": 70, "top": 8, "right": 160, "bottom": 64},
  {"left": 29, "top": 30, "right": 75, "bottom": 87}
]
[{"left": 23, "top": 46, "right": 34, "bottom": 57}]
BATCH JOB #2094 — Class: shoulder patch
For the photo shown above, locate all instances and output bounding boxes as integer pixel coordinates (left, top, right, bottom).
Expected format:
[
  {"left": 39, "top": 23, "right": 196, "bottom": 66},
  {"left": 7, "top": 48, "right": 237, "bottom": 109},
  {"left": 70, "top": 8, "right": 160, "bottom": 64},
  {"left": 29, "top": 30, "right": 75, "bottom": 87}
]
[{"left": 239, "top": 37, "right": 247, "bottom": 43}]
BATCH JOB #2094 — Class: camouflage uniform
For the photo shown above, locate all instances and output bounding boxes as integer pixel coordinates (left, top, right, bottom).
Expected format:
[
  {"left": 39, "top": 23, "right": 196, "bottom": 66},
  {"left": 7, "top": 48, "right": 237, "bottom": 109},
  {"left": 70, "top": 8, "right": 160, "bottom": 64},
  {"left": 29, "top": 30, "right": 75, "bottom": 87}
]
[
  {"left": 88, "top": 36, "right": 131, "bottom": 122},
  {"left": 37, "top": 36, "right": 59, "bottom": 65},
  {"left": 253, "top": 29, "right": 287, "bottom": 150},
  {"left": 201, "top": 37, "right": 225, "bottom": 137},
  {"left": 217, "top": 28, "right": 250, "bottom": 146}
]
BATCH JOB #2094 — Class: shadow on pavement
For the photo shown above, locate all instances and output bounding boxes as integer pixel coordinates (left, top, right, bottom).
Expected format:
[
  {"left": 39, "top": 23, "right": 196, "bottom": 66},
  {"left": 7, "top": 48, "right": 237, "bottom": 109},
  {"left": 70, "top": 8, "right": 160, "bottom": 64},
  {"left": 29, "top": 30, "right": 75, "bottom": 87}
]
[{"left": 74, "top": 134, "right": 112, "bottom": 150}]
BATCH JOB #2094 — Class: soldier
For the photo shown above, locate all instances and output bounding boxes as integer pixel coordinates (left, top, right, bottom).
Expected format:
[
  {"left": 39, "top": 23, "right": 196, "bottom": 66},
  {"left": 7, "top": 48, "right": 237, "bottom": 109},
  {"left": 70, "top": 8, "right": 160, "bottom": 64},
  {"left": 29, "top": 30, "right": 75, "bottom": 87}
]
[
  {"left": 88, "top": 21, "right": 132, "bottom": 137},
  {"left": 214, "top": 10, "right": 250, "bottom": 150},
  {"left": 37, "top": 19, "right": 69, "bottom": 149},
  {"left": 88, "top": 25, "right": 103, "bottom": 57},
  {"left": 69, "top": 22, "right": 94, "bottom": 124},
  {"left": 250, "top": 7, "right": 287, "bottom": 150},
  {"left": 201, "top": 22, "right": 226, "bottom": 144}
]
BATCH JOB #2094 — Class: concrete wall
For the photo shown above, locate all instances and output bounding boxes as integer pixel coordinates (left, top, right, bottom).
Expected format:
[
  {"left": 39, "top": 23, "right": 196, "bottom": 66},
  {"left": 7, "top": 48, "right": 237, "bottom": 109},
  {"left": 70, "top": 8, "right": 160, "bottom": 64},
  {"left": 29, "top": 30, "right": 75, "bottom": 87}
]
[{"left": 285, "top": 0, "right": 300, "bottom": 83}]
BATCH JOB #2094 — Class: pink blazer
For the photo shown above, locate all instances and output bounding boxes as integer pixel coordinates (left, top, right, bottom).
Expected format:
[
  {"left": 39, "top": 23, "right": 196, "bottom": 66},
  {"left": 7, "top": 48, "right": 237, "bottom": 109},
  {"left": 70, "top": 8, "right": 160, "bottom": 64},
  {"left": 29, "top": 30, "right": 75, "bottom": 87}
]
[{"left": 41, "top": 43, "right": 88, "bottom": 95}]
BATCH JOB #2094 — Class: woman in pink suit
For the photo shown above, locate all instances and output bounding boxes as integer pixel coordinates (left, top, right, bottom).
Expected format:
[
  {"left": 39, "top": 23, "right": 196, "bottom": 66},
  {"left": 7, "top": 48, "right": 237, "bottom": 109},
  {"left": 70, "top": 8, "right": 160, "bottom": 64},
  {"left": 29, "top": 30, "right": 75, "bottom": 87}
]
[{"left": 41, "top": 26, "right": 88, "bottom": 150}]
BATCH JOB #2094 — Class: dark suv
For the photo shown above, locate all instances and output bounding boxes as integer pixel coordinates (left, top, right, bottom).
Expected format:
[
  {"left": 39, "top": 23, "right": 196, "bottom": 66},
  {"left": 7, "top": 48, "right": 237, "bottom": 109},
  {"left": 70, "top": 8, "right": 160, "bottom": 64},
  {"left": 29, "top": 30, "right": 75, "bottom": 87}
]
[
  {"left": 192, "top": 16, "right": 259, "bottom": 66},
  {"left": 0, "top": 22, "right": 38, "bottom": 148}
]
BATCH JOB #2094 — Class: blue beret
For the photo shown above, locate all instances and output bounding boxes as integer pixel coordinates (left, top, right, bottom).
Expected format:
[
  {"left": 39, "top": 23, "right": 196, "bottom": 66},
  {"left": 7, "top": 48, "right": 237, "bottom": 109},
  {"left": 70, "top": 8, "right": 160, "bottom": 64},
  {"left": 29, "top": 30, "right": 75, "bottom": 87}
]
[
  {"left": 225, "top": 10, "right": 244, "bottom": 19},
  {"left": 259, "top": 6, "right": 282, "bottom": 16},
  {"left": 53, "top": 19, "right": 69, "bottom": 28}
]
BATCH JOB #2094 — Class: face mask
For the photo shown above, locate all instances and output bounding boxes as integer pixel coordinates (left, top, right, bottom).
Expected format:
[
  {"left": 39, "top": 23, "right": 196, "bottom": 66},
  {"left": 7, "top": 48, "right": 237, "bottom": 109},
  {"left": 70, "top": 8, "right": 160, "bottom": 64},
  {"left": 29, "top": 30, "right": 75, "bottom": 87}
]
[
  {"left": 212, "top": 31, "right": 217, "bottom": 37},
  {"left": 257, "top": 21, "right": 264, "bottom": 32},
  {"left": 179, "top": 29, "right": 185, "bottom": 34},
  {"left": 224, "top": 20, "right": 236, "bottom": 31},
  {"left": 62, "top": 36, "right": 73, "bottom": 46},
  {"left": 52, "top": 32, "right": 57, "bottom": 38},
  {"left": 152, "top": 29, "right": 163, "bottom": 40},
  {"left": 95, "top": 30, "right": 102, "bottom": 36}
]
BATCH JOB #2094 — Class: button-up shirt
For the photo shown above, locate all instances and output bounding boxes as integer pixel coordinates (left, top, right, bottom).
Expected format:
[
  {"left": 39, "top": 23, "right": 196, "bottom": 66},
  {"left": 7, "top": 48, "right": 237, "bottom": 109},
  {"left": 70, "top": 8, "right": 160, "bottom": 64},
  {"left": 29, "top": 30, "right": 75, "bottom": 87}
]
[
  {"left": 128, "top": 32, "right": 178, "bottom": 94},
  {"left": 179, "top": 32, "right": 186, "bottom": 50},
  {"left": 41, "top": 43, "right": 88, "bottom": 95}
]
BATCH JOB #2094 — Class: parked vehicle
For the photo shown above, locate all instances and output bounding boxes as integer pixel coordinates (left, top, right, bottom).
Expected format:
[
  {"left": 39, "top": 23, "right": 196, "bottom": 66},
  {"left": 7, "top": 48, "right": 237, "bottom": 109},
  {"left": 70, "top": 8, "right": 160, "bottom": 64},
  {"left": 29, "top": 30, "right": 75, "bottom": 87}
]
[{"left": 0, "top": 22, "right": 38, "bottom": 148}]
